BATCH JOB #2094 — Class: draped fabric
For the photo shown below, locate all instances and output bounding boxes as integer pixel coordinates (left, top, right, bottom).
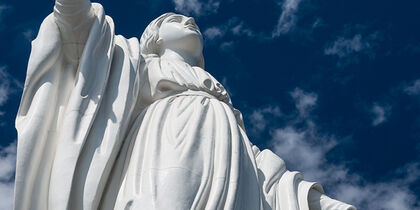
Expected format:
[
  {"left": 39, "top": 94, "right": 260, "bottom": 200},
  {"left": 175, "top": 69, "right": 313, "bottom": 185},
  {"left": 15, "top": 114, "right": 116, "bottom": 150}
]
[
  {"left": 104, "top": 92, "right": 262, "bottom": 209},
  {"left": 99, "top": 58, "right": 354, "bottom": 210},
  {"left": 99, "top": 57, "right": 262, "bottom": 209},
  {"left": 14, "top": 4, "right": 141, "bottom": 210},
  {"left": 14, "top": 3, "right": 355, "bottom": 210}
]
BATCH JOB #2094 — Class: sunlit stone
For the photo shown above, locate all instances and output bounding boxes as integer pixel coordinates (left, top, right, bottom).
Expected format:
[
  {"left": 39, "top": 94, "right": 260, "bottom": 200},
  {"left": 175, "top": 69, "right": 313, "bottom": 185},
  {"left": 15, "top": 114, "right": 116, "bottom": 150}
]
[{"left": 14, "top": 1, "right": 355, "bottom": 209}]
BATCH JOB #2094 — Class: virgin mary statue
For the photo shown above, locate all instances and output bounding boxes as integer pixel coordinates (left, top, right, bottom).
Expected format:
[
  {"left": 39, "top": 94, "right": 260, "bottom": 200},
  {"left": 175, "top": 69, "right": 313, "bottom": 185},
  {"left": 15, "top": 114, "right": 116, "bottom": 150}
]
[{"left": 14, "top": 0, "right": 356, "bottom": 209}]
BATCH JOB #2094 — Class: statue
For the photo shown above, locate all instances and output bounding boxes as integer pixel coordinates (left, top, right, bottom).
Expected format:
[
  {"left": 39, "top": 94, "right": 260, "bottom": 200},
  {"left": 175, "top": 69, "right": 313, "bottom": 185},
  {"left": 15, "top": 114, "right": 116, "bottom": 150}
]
[{"left": 14, "top": 0, "right": 356, "bottom": 209}]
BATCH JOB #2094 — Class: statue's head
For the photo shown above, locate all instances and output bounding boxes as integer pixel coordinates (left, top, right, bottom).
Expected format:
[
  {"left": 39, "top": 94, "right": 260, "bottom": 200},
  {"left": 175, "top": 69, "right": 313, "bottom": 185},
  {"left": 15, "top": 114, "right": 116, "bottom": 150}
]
[{"left": 140, "top": 13, "right": 204, "bottom": 68}]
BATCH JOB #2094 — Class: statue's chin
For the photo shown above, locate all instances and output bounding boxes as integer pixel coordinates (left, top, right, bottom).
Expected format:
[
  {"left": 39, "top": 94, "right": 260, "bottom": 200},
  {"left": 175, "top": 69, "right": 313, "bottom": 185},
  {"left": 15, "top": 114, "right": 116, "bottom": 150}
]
[{"left": 165, "top": 36, "right": 203, "bottom": 57}]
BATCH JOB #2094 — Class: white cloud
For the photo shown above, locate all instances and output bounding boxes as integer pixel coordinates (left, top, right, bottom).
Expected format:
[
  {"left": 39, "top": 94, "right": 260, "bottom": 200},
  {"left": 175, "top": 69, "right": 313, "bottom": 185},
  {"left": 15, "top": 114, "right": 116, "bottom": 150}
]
[
  {"left": 271, "top": 126, "right": 339, "bottom": 181},
  {"left": 324, "top": 34, "right": 370, "bottom": 58},
  {"left": 204, "top": 18, "right": 256, "bottom": 41},
  {"left": 0, "top": 66, "right": 22, "bottom": 109},
  {"left": 290, "top": 88, "right": 317, "bottom": 117},
  {"left": 219, "top": 41, "right": 234, "bottom": 51},
  {"left": 0, "top": 3, "right": 10, "bottom": 16},
  {"left": 248, "top": 87, "right": 420, "bottom": 209},
  {"left": 203, "top": 18, "right": 258, "bottom": 51},
  {"left": 272, "top": 0, "right": 302, "bottom": 37},
  {"left": 172, "top": 0, "right": 220, "bottom": 16},
  {"left": 203, "top": 0, "right": 307, "bottom": 42},
  {"left": 0, "top": 66, "right": 22, "bottom": 123},
  {"left": 220, "top": 76, "right": 235, "bottom": 97},
  {"left": 22, "top": 29, "right": 34, "bottom": 42},
  {"left": 249, "top": 106, "right": 281, "bottom": 134},
  {"left": 175, "top": 0, "right": 303, "bottom": 38},
  {"left": 204, "top": 26, "right": 224, "bottom": 40},
  {"left": 324, "top": 29, "right": 380, "bottom": 66},
  {"left": 404, "top": 79, "right": 420, "bottom": 95},
  {"left": 371, "top": 104, "right": 390, "bottom": 126},
  {"left": 0, "top": 3, "right": 11, "bottom": 29},
  {"left": 333, "top": 163, "right": 420, "bottom": 210},
  {"left": 270, "top": 88, "right": 341, "bottom": 182},
  {"left": 0, "top": 142, "right": 15, "bottom": 180},
  {"left": 311, "top": 18, "right": 324, "bottom": 29},
  {"left": 0, "top": 66, "right": 11, "bottom": 106},
  {"left": 0, "top": 4, "right": 8, "bottom": 14},
  {"left": 0, "top": 142, "right": 16, "bottom": 210},
  {"left": 231, "top": 22, "right": 255, "bottom": 38}
]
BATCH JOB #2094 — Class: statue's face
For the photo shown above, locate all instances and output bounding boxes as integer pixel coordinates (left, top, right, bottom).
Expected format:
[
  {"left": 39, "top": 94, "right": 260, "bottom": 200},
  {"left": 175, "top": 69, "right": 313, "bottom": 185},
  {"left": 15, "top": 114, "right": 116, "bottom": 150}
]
[{"left": 158, "top": 14, "right": 203, "bottom": 57}]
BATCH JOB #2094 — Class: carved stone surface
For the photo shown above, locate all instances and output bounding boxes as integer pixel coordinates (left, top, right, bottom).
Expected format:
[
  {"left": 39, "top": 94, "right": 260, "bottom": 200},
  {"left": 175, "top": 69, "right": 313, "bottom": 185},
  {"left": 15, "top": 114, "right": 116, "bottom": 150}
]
[{"left": 14, "top": 1, "right": 356, "bottom": 209}]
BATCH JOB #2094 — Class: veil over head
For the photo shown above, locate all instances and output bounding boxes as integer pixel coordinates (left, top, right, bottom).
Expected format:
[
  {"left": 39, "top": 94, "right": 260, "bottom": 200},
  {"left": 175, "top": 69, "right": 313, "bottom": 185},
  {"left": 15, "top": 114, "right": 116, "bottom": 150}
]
[{"left": 140, "top": 12, "right": 205, "bottom": 69}]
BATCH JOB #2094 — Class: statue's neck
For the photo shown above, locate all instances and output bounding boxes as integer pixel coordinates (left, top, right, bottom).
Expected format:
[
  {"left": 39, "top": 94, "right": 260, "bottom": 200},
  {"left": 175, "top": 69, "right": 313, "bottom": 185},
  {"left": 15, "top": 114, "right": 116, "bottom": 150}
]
[{"left": 160, "top": 49, "right": 200, "bottom": 67}]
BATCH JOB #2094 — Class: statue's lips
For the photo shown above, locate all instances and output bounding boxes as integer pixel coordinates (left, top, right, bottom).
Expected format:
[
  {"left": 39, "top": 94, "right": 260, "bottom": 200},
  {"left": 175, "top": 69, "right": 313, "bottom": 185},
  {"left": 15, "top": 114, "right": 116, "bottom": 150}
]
[{"left": 185, "top": 24, "right": 199, "bottom": 33}]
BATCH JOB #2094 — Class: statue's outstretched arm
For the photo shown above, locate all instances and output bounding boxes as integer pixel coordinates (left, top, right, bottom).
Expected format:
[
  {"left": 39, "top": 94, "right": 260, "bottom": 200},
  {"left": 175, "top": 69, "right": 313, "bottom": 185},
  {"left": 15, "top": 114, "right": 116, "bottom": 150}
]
[{"left": 53, "top": 0, "right": 95, "bottom": 62}]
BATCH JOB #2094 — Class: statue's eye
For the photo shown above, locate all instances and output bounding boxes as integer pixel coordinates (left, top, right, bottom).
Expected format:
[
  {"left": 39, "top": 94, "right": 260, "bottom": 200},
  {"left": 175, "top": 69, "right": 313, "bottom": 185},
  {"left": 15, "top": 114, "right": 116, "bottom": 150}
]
[{"left": 168, "top": 16, "right": 182, "bottom": 23}]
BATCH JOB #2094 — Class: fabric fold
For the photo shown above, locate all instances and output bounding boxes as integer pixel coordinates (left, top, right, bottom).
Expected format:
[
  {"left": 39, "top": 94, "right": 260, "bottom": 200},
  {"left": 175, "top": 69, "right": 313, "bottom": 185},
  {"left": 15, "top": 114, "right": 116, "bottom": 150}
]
[{"left": 14, "top": 4, "right": 140, "bottom": 210}]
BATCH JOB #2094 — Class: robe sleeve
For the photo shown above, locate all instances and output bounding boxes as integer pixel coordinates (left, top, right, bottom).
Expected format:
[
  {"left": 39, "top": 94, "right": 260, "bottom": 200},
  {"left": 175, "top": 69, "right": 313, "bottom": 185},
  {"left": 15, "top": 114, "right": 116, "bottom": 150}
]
[
  {"left": 14, "top": 3, "right": 118, "bottom": 209},
  {"left": 254, "top": 147, "right": 356, "bottom": 210},
  {"left": 308, "top": 188, "right": 356, "bottom": 210}
]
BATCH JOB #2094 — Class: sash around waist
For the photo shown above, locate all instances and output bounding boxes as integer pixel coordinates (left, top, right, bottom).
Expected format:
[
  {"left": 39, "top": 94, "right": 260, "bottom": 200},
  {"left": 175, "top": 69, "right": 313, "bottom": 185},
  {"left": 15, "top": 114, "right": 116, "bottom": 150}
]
[
  {"left": 169, "top": 90, "right": 218, "bottom": 101},
  {"left": 148, "top": 90, "right": 229, "bottom": 109}
]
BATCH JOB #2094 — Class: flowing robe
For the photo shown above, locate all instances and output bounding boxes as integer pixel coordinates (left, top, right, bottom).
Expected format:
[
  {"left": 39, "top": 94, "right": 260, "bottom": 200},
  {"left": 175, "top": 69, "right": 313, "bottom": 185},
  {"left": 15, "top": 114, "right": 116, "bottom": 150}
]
[
  {"left": 14, "top": 2, "right": 356, "bottom": 210},
  {"left": 15, "top": 4, "right": 141, "bottom": 209},
  {"left": 99, "top": 57, "right": 355, "bottom": 210}
]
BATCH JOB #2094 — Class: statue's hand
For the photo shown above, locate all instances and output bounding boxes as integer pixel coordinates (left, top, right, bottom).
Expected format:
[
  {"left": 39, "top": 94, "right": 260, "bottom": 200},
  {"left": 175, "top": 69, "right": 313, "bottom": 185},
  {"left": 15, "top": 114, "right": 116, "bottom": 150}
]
[
  {"left": 54, "top": 0, "right": 93, "bottom": 28},
  {"left": 54, "top": 0, "right": 95, "bottom": 62}
]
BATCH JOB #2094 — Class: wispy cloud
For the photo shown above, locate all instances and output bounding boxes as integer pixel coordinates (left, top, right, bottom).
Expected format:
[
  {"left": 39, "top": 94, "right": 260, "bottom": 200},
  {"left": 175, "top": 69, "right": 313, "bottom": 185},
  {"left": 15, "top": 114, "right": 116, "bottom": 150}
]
[
  {"left": 0, "top": 3, "right": 11, "bottom": 17},
  {"left": 231, "top": 22, "right": 255, "bottom": 38},
  {"left": 219, "top": 41, "right": 235, "bottom": 52},
  {"left": 0, "top": 141, "right": 16, "bottom": 210},
  {"left": 272, "top": 0, "right": 302, "bottom": 37},
  {"left": 324, "top": 27, "right": 380, "bottom": 66},
  {"left": 203, "top": 0, "right": 309, "bottom": 44},
  {"left": 0, "top": 3, "right": 11, "bottom": 30},
  {"left": 172, "top": 0, "right": 221, "bottom": 16},
  {"left": 0, "top": 67, "right": 12, "bottom": 106},
  {"left": 370, "top": 103, "right": 390, "bottom": 126},
  {"left": 324, "top": 34, "right": 370, "bottom": 58},
  {"left": 203, "top": 18, "right": 258, "bottom": 50},
  {"left": 204, "top": 18, "right": 256, "bottom": 41},
  {"left": 247, "top": 87, "right": 420, "bottom": 209},
  {"left": 271, "top": 126, "right": 339, "bottom": 181},
  {"left": 333, "top": 163, "right": 420, "bottom": 210},
  {"left": 270, "top": 88, "right": 339, "bottom": 182},
  {"left": 0, "top": 66, "right": 21, "bottom": 108},
  {"left": 249, "top": 106, "right": 281, "bottom": 134},
  {"left": 404, "top": 79, "right": 420, "bottom": 95},
  {"left": 203, "top": 26, "right": 224, "bottom": 40},
  {"left": 22, "top": 29, "right": 34, "bottom": 42},
  {"left": 174, "top": 0, "right": 306, "bottom": 38},
  {"left": 290, "top": 88, "right": 317, "bottom": 117},
  {"left": 311, "top": 18, "right": 325, "bottom": 30},
  {"left": 0, "top": 4, "right": 9, "bottom": 15},
  {"left": 219, "top": 76, "right": 234, "bottom": 97}
]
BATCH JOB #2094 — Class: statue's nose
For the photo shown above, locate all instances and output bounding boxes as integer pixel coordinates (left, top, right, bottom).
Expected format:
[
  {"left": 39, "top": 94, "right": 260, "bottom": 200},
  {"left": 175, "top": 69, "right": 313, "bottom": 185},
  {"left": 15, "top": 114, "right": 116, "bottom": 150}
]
[{"left": 185, "top": 17, "right": 196, "bottom": 25}]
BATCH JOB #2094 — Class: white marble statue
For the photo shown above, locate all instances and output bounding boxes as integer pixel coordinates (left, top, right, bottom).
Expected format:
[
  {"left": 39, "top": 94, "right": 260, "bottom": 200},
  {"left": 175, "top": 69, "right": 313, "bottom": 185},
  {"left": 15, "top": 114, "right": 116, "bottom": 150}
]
[{"left": 14, "top": 0, "right": 356, "bottom": 209}]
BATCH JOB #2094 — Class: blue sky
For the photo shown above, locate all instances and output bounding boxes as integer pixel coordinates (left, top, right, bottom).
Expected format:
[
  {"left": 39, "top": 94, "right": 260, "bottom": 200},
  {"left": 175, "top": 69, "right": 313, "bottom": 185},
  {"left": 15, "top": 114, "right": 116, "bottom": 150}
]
[{"left": 0, "top": 0, "right": 420, "bottom": 209}]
